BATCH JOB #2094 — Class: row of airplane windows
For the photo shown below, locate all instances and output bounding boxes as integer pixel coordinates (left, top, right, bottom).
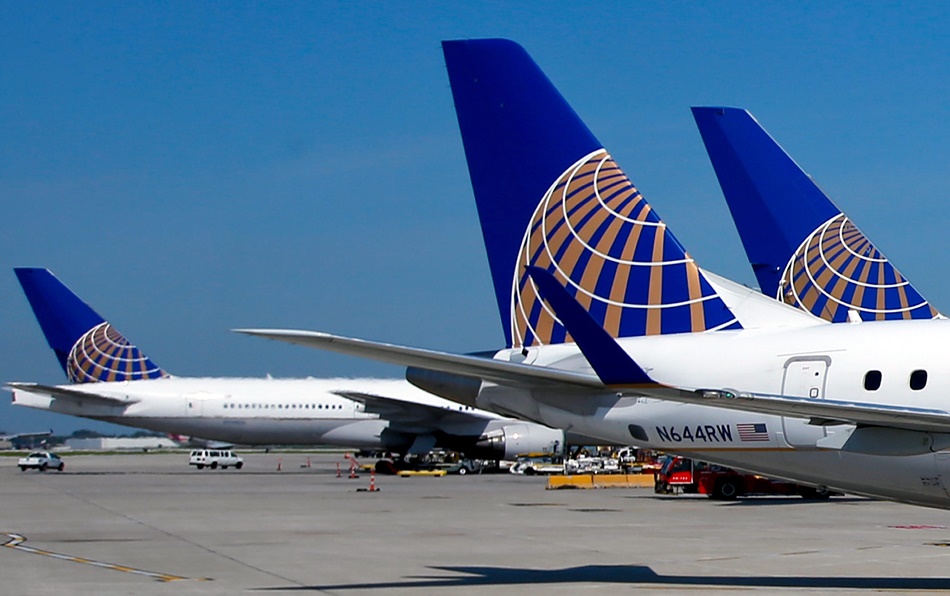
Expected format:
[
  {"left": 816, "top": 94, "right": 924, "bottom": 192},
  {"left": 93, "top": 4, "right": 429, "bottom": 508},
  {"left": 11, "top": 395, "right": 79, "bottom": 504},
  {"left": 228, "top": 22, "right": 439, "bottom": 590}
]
[
  {"left": 864, "top": 369, "right": 928, "bottom": 391},
  {"left": 223, "top": 403, "right": 346, "bottom": 410},
  {"left": 218, "top": 402, "right": 477, "bottom": 412}
]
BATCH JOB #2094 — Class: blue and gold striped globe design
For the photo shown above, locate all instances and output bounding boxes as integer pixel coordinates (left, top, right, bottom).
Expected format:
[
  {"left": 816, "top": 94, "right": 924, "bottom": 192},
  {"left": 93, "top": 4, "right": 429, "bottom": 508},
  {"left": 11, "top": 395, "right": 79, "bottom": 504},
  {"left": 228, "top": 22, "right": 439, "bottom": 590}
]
[
  {"left": 66, "top": 322, "right": 166, "bottom": 383},
  {"left": 512, "top": 149, "right": 741, "bottom": 347},
  {"left": 778, "top": 214, "right": 938, "bottom": 321}
]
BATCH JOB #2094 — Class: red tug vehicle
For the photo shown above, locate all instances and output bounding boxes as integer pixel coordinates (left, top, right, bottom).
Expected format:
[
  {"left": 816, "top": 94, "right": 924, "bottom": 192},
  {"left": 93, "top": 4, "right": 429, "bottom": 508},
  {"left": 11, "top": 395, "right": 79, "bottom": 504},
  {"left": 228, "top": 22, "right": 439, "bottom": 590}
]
[{"left": 654, "top": 456, "right": 833, "bottom": 500}]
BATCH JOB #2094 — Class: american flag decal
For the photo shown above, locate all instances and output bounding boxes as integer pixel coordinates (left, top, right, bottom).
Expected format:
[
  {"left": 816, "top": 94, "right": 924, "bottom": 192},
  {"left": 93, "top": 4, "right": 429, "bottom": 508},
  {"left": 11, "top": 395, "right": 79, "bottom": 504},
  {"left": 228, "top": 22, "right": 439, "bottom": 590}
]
[{"left": 737, "top": 423, "right": 770, "bottom": 442}]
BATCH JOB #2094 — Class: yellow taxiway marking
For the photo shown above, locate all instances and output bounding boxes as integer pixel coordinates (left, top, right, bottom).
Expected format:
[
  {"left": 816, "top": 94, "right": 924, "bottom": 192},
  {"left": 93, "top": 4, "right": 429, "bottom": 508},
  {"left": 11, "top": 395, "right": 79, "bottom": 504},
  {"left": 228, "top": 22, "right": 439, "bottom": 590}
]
[{"left": 2, "top": 533, "right": 209, "bottom": 583}]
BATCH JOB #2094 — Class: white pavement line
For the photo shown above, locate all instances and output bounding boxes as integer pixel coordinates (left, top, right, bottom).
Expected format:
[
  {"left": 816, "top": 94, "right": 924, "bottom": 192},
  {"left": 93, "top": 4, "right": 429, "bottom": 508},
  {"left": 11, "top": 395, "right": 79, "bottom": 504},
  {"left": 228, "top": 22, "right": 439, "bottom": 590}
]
[{"left": 2, "top": 532, "right": 208, "bottom": 583}]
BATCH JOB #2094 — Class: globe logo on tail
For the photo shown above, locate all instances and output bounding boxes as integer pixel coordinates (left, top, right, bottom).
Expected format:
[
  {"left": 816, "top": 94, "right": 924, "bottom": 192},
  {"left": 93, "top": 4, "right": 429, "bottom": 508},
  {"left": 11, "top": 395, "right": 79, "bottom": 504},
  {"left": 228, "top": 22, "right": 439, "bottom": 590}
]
[
  {"left": 779, "top": 214, "right": 938, "bottom": 321},
  {"left": 512, "top": 149, "right": 740, "bottom": 347},
  {"left": 66, "top": 322, "right": 167, "bottom": 383}
]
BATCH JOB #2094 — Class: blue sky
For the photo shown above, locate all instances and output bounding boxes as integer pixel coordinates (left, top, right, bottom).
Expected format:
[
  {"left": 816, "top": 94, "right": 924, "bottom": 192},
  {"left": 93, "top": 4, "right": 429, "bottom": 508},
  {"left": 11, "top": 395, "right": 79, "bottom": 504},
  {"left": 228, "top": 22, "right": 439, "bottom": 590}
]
[{"left": 3, "top": 2, "right": 950, "bottom": 434}]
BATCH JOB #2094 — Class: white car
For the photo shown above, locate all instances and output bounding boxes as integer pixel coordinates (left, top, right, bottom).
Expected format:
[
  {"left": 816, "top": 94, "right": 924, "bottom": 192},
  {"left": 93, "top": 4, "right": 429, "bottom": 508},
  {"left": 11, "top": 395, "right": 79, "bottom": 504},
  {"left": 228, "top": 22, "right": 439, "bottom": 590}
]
[
  {"left": 189, "top": 449, "right": 243, "bottom": 470},
  {"left": 18, "top": 451, "right": 65, "bottom": 472}
]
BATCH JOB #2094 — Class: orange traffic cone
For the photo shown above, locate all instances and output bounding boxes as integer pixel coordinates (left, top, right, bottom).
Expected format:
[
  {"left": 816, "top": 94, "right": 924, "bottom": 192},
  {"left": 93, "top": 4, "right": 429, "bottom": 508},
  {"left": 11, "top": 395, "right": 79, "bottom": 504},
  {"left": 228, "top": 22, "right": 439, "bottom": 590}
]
[
  {"left": 369, "top": 470, "right": 378, "bottom": 492},
  {"left": 348, "top": 461, "right": 358, "bottom": 479},
  {"left": 306, "top": 457, "right": 312, "bottom": 468},
  {"left": 358, "top": 469, "right": 380, "bottom": 493}
]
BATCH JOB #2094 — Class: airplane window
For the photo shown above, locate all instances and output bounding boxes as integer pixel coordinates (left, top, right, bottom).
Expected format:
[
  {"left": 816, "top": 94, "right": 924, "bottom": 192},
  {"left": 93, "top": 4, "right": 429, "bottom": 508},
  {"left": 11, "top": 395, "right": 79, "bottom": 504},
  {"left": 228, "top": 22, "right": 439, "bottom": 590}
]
[
  {"left": 910, "top": 370, "right": 928, "bottom": 391},
  {"left": 864, "top": 370, "right": 882, "bottom": 391}
]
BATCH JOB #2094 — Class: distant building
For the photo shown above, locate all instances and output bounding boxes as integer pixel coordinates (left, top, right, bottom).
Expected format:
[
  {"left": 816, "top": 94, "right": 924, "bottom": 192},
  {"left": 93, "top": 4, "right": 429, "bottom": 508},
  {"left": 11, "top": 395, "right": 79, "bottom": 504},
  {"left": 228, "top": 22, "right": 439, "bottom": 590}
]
[{"left": 65, "top": 437, "right": 178, "bottom": 450}]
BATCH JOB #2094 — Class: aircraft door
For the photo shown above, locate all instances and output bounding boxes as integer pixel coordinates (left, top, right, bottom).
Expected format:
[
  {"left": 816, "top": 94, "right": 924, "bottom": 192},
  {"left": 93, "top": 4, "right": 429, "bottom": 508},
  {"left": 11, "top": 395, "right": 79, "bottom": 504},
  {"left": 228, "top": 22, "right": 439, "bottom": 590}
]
[
  {"left": 780, "top": 358, "right": 829, "bottom": 447},
  {"left": 185, "top": 394, "right": 207, "bottom": 417}
]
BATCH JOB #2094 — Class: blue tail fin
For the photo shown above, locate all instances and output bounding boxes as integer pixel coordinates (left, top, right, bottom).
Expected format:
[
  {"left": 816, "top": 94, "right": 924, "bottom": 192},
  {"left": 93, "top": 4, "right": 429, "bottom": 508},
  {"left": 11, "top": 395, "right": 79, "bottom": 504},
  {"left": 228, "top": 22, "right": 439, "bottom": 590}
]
[
  {"left": 443, "top": 39, "right": 741, "bottom": 348},
  {"left": 692, "top": 107, "right": 939, "bottom": 322},
  {"left": 14, "top": 268, "right": 168, "bottom": 383}
]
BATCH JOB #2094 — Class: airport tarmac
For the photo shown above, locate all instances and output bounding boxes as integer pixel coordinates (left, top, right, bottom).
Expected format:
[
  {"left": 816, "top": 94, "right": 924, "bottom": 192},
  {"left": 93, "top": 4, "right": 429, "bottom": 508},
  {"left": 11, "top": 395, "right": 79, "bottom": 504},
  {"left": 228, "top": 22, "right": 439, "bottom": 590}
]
[{"left": 3, "top": 453, "right": 950, "bottom": 595}]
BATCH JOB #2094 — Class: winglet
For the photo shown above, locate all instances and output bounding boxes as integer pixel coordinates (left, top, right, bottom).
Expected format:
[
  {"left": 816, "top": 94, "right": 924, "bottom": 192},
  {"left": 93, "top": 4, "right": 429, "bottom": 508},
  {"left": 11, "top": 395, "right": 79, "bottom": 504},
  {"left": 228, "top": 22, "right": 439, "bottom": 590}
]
[{"left": 525, "top": 266, "right": 654, "bottom": 387}]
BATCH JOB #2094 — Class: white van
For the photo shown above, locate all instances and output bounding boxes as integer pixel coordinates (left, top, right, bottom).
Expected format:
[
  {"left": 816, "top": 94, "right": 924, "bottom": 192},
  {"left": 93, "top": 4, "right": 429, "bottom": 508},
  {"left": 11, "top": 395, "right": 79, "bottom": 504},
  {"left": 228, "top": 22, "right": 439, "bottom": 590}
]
[{"left": 189, "top": 449, "right": 244, "bottom": 470}]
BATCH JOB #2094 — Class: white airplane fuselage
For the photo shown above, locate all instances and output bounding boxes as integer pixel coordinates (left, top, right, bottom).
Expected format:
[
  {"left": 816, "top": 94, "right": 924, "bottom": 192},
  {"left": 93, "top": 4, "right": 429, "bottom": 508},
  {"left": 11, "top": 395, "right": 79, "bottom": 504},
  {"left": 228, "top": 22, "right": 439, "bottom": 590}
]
[
  {"left": 478, "top": 318, "right": 950, "bottom": 508},
  {"left": 11, "top": 377, "right": 552, "bottom": 455}
]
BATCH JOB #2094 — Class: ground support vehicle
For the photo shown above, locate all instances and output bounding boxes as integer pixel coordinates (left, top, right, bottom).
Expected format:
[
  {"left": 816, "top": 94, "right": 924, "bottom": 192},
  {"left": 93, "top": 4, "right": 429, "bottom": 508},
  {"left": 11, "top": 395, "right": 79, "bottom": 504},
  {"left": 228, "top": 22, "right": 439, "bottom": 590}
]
[
  {"left": 654, "top": 456, "right": 832, "bottom": 500},
  {"left": 509, "top": 454, "right": 564, "bottom": 475},
  {"left": 189, "top": 449, "right": 244, "bottom": 470},
  {"left": 18, "top": 452, "right": 64, "bottom": 472}
]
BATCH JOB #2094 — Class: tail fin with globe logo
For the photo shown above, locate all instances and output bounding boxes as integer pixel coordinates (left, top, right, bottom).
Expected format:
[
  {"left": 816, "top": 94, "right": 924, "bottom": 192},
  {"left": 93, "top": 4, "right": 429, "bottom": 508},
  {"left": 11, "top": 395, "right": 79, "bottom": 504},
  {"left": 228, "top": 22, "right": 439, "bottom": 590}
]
[
  {"left": 14, "top": 268, "right": 168, "bottom": 383},
  {"left": 442, "top": 39, "right": 741, "bottom": 349},
  {"left": 692, "top": 106, "right": 940, "bottom": 322}
]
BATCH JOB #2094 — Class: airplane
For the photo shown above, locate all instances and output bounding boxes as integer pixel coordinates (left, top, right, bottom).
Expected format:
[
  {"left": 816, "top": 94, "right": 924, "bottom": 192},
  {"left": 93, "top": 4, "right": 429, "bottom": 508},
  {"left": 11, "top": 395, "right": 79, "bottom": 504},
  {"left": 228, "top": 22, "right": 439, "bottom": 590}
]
[
  {"left": 692, "top": 106, "right": 941, "bottom": 323},
  {"left": 0, "top": 430, "right": 53, "bottom": 449},
  {"left": 239, "top": 38, "right": 950, "bottom": 510},
  {"left": 7, "top": 267, "right": 567, "bottom": 461}
]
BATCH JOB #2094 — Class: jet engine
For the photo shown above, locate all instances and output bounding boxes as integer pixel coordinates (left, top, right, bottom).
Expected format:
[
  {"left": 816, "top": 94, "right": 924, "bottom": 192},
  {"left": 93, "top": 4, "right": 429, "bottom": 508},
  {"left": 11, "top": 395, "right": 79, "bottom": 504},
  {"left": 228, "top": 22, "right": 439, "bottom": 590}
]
[{"left": 458, "top": 421, "right": 565, "bottom": 460}]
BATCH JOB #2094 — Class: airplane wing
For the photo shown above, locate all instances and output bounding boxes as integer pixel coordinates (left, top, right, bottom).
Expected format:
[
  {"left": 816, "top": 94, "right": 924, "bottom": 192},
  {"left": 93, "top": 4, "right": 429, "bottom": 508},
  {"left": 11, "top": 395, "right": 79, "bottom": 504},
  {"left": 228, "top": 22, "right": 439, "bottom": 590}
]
[
  {"left": 0, "top": 429, "right": 53, "bottom": 441},
  {"left": 234, "top": 329, "right": 603, "bottom": 390},
  {"left": 237, "top": 270, "right": 950, "bottom": 449},
  {"left": 236, "top": 328, "right": 950, "bottom": 434},
  {"left": 6, "top": 382, "right": 141, "bottom": 405},
  {"left": 332, "top": 390, "right": 499, "bottom": 429}
]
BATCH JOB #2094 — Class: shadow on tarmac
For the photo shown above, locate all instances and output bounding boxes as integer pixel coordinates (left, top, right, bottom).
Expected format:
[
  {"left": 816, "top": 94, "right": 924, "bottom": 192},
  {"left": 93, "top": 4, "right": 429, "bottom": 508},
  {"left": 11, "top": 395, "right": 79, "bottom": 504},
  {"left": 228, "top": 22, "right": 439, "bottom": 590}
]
[{"left": 257, "top": 564, "right": 950, "bottom": 591}]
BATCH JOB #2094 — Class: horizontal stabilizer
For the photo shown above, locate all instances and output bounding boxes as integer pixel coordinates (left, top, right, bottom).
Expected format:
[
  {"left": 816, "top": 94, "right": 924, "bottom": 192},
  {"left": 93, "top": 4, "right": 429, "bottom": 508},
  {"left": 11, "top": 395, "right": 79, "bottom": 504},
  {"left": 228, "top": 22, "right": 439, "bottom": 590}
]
[
  {"left": 234, "top": 329, "right": 604, "bottom": 390},
  {"left": 7, "top": 382, "right": 141, "bottom": 405}
]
